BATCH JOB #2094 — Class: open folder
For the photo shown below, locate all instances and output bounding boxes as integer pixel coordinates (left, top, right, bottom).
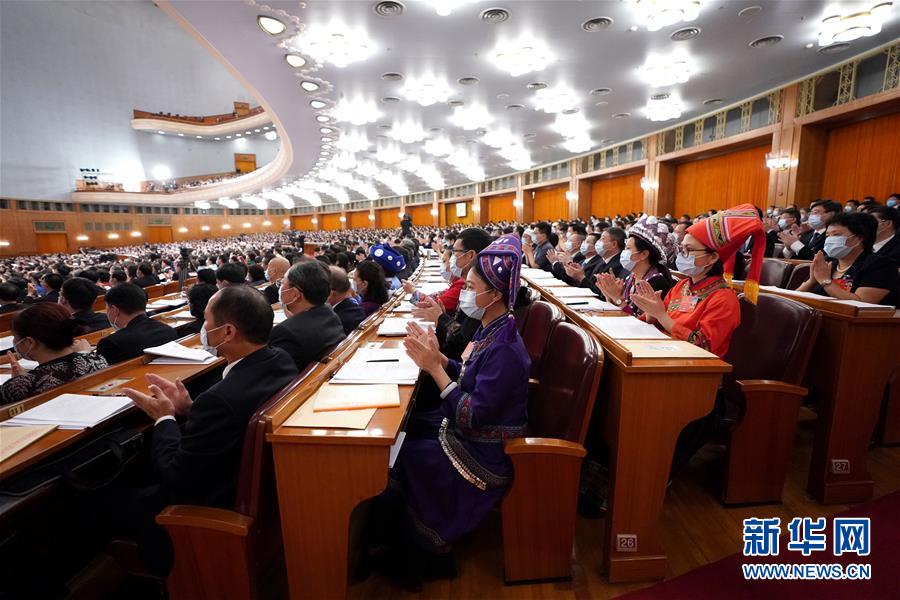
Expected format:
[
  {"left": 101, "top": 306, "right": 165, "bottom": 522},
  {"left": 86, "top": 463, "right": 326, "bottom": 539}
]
[
  {"left": 144, "top": 341, "right": 217, "bottom": 364},
  {"left": 4, "top": 394, "right": 133, "bottom": 430},
  {"left": 584, "top": 316, "right": 670, "bottom": 340},
  {"left": 0, "top": 424, "right": 58, "bottom": 462},
  {"left": 331, "top": 347, "right": 419, "bottom": 385},
  {"left": 312, "top": 383, "right": 400, "bottom": 412}
]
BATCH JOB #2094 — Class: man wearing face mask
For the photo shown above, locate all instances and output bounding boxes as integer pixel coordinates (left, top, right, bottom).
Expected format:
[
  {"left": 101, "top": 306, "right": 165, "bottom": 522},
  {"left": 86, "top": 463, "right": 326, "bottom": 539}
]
[
  {"left": 797, "top": 211, "right": 899, "bottom": 306},
  {"left": 115, "top": 286, "right": 297, "bottom": 575},
  {"left": 96, "top": 283, "right": 178, "bottom": 365},
  {"left": 869, "top": 205, "right": 900, "bottom": 267},
  {"left": 405, "top": 227, "right": 483, "bottom": 315},
  {"left": 328, "top": 266, "right": 366, "bottom": 335},
  {"left": 763, "top": 207, "right": 800, "bottom": 257},
  {"left": 269, "top": 261, "right": 345, "bottom": 370},
  {"left": 780, "top": 200, "right": 840, "bottom": 259},
  {"left": 522, "top": 222, "right": 554, "bottom": 271},
  {"left": 552, "top": 228, "right": 596, "bottom": 285}
]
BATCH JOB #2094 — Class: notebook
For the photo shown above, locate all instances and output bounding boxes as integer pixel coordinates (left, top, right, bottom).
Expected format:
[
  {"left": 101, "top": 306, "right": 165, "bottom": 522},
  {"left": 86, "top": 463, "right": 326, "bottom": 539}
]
[
  {"left": 548, "top": 287, "right": 601, "bottom": 298},
  {"left": 584, "top": 316, "right": 670, "bottom": 340},
  {"left": 0, "top": 424, "right": 58, "bottom": 462},
  {"left": 312, "top": 383, "right": 400, "bottom": 412},
  {"left": 331, "top": 347, "right": 419, "bottom": 385},
  {"left": 283, "top": 398, "right": 376, "bottom": 429},
  {"left": 4, "top": 394, "right": 133, "bottom": 429},
  {"left": 377, "top": 317, "right": 431, "bottom": 337},
  {"left": 560, "top": 297, "right": 618, "bottom": 311}
]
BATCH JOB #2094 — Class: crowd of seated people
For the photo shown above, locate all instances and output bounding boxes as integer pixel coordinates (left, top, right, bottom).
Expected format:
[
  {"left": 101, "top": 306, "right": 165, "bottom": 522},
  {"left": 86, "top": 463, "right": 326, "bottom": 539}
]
[
  {"left": 136, "top": 105, "right": 264, "bottom": 124},
  {"left": 142, "top": 171, "right": 243, "bottom": 193},
  {"left": 1, "top": 192, "right": 899, "bottom": 591}
]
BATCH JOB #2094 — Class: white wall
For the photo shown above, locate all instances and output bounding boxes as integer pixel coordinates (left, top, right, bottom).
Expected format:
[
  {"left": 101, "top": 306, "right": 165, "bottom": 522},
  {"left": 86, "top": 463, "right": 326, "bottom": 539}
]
[{"left": 0, "top": 0, "right": 277, "bottom": 201}]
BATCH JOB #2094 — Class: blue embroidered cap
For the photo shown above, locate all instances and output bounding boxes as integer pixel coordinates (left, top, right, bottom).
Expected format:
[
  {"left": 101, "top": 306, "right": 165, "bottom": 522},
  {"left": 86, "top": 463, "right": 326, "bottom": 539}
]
[{"left": 368, "top": 244, "right": 406, "bottom": 275}]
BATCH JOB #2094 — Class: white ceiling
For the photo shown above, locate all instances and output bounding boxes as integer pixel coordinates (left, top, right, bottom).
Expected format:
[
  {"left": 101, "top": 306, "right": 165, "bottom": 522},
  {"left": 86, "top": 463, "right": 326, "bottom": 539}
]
[{"left": 164, "top": 0, "right": 899, "bottom": 206}]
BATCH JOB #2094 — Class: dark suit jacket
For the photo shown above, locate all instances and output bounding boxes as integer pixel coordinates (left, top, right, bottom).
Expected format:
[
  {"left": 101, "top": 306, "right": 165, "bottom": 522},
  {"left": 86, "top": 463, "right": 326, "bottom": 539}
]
[
  {"left": 72, "top": 309, "right": 110, "bottom": 335},
  {"left": 96, "top": 313, "right": 178, "bottom": 364},
  {"left": 875, "top": 234, "right": 900, "bottom": 268},
  {"left": 269, "top": 304, "right": 346, "bottom": 370},
  {"left": 333, "top": 297, "right": 366, "bottom": 335},
  {"left": 795, "top": 229, "right": 826, "bottom": 260},
  {"left": 585, "top": 253, "right": 626, "bottom": 297},
  {"left": 551, "top": 253, "right": 601, "bottom": 287},
  {"left": 152, "top": 345, "right": 298, "bottom": 507},
  {"left": 0, "top": 304, "right": 21, "bottom": 314},
  {"left": 131, "top": 274, "right": 161, "bottom": 288}
]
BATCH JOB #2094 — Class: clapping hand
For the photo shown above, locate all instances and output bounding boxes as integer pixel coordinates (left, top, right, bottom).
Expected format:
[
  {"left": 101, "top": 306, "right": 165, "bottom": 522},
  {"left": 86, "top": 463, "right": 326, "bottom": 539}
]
[
  {"left": 412, "top": 295, "right": 444, "bottom": 323},
  {"left": 546, "top": 248, "right": 558, "bottom": 263},
  {"left": 122, "top": 379, "right": 177, "bottom": 421},
  {"left": 6, "top": 351, "right": 24, "bottom": 377},
  {"left": 777, "top": 230, "right": 800, "bottom": 248},
  {"left": 810, "top": 251, "right": 832, "bottom": 285},
  {"left": 401, "top": 280, "right": 416, "bottom": 294},
  {"left": 557, "top": 250, "right": 573, "bottom": 266},
  {"left": 595, "top": 272, "right": 624, "bottom": 303},
  {"left": 629, "top": 280, "right": 666, "bottom": 319},
  {"left": 565, "top": 262, "right": 586, "bottom": 283},
  {"left": 403, "top": 322, "right": 443, "bottom": 375}
]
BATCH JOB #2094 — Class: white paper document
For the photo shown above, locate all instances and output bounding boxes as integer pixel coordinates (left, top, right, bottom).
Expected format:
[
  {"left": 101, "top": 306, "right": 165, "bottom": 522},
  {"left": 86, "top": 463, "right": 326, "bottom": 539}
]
[
  {"left": 4, "top": 394, "right": 133, "bottom": 430},
  {"left": 168, "top": 310, "right": 194, "bottom": 320},
  {"left": 272, "top": 310, "right": 288, "bottom": 324},
  {"left": 144, "top": 341, "right": 216, "bottom": 363},
  {"left": 560, "top": 297, "right": 619, "bottom": 311},
  {"left": 331, "top": 347, "right": 420, "bottom": 384},
  {"left": 415, "top": 282, "right": 448, "bottom": 295},
  {"left": 759, "top": 285, "right": 835, "bottom": 301},
  {"left": 377, "top": 318, "right": 430, "bottom": 336},
  {"left": 0, "top": 336, "right": 14, "bottom": 352},
  {"left": 584, "top": 316, "right": 670, "bottom": 340},
  {"left": 831, "top": 299, "right": 895, "bottom": 310},
  {"left": 0, "top": 374, "right": 12, "bottom": 385},
  {"left": 548, "top": 286, "right": 601, "bottom": 298},
  {"left": 522, "top": 268, "right": 557, "bottom": 280}
]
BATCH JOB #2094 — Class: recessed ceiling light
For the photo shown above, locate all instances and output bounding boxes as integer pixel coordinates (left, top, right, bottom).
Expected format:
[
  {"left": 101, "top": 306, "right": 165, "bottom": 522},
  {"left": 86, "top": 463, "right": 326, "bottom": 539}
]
[
  {"left": 526, "top": 81, "right": 547, "bottom": 90},
  {"left": 321, "top": 136, "right": 333, "bottom": 142},
  {"left": 805, "top": 42, "right": 815, "bottom": 49},
  {"left": 582, "top": 17, "right": 614, "bottom": 32},
  {"left": 749, "top": 35, "right": 784, "bottom": 48},
  {"left": 458, "top": 76, "right": 480, "bottom": 85},
  {"left": 310, "top": 100, "right": 327, "bottom": 109},
  {"left": 480, "top": 7, "right": 510, "bottom": 23},
  {"left": 817, "top": 42, "right": 852, "bottom": 54},
  {"left": 246, "top": 131, "right": 252, "bottom": 134},
  {"left": 157, "top": 130, "right": 165, "bottom": 134},
  {"left": 671, "top": 26, "right": 701, "bottom": 41},
  {"left": 738, "top": 6, "right": 763, "bottom": 18},
  {"left": 506, "top": 103, "right": 524, "bottom": 110},
  {"left": 285, "top": 54, "right": 307, "bottom": 68},
  {"left": 254, "top": 129, "right": 261, "bottom": 132},
  {"left": 381, "top": 96, "right": 400, "bottom": 103},
  {"left": 235, "top": 133, "right": 242, "bottom": 137},
  {"left": 257, "top": 15, "right": 286, "bottom": 36},
  {"left": 263, "top": 126, "right": 270, "bottom": 130},
  {"left": 316, "top": 115, "right": 331, "bottom": 122},
  {"left": 301, "top": 80, "right": 320, "bottom": 92},
  {"left": 590, "top": 87, "right": 612, "bottom": 96},
  {"left": 196, "top": 135, "right": 203, "bottom": 139},
  {"left": 226, "top": 135, "right": 232, "bottom": 139},
  {"left": 594, "top": 100, "right": 608, "bottom": 106},
  {"left": 214, "top": 137, "right": 221, "bottom": 140},
  {"left": 629, "top": 25, "right": 639, "bottom": 32},
  {"left": 373, "top": 1, "right": 405, "bottom": 17},
  {"left": 320, "top": 127, "right": 333, "bottom": 134},
  {"left": 177, "top": 133, "right": 184, "bottom": 137},
  {"left": 612, "top": 112, "right": 631, "bottom": 118},
  {"left": 702, "top": 98, "right": 724, "bottom": 105},
  {"left": 447, "top": 99, "right": 465, "bottom": 107},
  {"left": 381, "top": 72, "right": 404, "bottom": 82},
  {"left": 650, "top": 92, "right": 670, "bottom": 101}
]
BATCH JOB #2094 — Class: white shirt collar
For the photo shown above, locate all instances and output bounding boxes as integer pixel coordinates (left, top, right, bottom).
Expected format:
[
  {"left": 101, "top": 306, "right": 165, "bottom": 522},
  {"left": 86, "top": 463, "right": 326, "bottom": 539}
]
[
  {"left": 873, "top": 234, "right": 894, "bottom": 253},
  {"left": 815, "top": 227, "right": 826, "bottom": 234},
  {"left": 222, "top": 357, "right": 244, "bottom": 379}
]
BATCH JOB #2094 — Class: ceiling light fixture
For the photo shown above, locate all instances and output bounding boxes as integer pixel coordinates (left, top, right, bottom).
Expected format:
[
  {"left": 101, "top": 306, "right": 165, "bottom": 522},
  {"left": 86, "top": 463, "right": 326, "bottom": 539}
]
[
  {"left": 195, "top": 201, "right": 211, "bottom": 210},
  {"left": 330, "top": 97, "right": 381, "bottom": 125},
  {"left": 631, "top": 0, "right": 701, "bottom": 32},
  {"left": 640, "top": 177, "right": 660, "bottom": 190},
  {"left": 644, "top": 95, "right": 684, "bottom": 121},
  {"left": 201, "top": 225, "right": 210, "bottom": 231},
  {"left": 178, "top": 227, "right": 189, "bottom": 233},
  {"left": 265, "top": 130, "right": 278, "bottom": 141},
  {"left": 424, "top": 137, "right": 455, "bottom": 156},
  {"left": 422, "top": 0, "right": 475, "bottom": 16},
  {"left": 316, "top": 115, "right": 331, "bottom": 123},
  {"left": 532, "top": 86, "right": 580, "bottom": 114},
  {"left": 639, "top": 54, "right": 695, "bottom": 87},
  {"left": 335, "top": 130, "right": 371, "bottom": 152},
  {"left": 561, "top": 134, "right": 593, "bottom": 153},
  {"left": 285, "top": 53, "right": 307, "bottom": 68},
  {"left": 492, "top": 39, "right": 553, "bottom": 77},
  {"left": 301, "top": 80, "right": 320, "bottom": 92},
  {"left": 310, "top": 100, "right": 328, "bottom": 109},
  {"left": 257, "top": 15, "right": 287, "bottom": 36},
  {"left": 390, "top": 120, "right": 428, "bottom": 144},
  {"left": 551, "top": 111, "right": 591, "bottom": 139},
  {"left": 290, "top": 23, "right": 374, "bottom": 68},
  {"left": 448, "top": 104, "right": 493, "bottom": 130},
  {"left": 400, "top": 75, "right": 453, "bottom": 106},
  {"left": 818, "top": 2, "right": 893, "bottom": 46},
  {"left": 375, "top": 145, "right": 405, "bottom": 164}
]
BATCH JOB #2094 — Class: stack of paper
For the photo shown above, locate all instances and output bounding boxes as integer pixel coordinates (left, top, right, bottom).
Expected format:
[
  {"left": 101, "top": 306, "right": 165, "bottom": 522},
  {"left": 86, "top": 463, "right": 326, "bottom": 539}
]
[
  {"left": 560, "top": 297, "right": 618, "bottom": 311},
  {"left": 522, "top": 269, "right": 556, "bottom": 280},
  {"left": 145, "top": 341, "right": 217, "bottom": 364},
  {"left": 168, "top": 310, "right": 195, "bottom": 320},
  {"left": 331, "top": 347, "right": 419, "bottom": 384},
  {"left": 4, "top": 394, "right": 133, "bottom": 430},
  {"left": 0, "top": 424, "right": 58, "bottom": 461},
  {"left": 548, "top": 287, "right": 601, "bottom": 298},
  {"left": 284, "top": 399, "right": 376, "bottom": 429},
  {"left": 0, "top": 336, "right": 14, "bottom": 353},
  {"left": 273, "top": 310, "right": 289, "bottom": 324},
  {"left": 759, "top": 286, "right": 836, "bottom": 301},
  {"left": 147, "top": 298, "right": 187, "bottom": 309},
  {"left": 415, "top": 282, "right": 449, "bottom": 295},
  {"left": 377, "top": 317, "right": 430, "bottom": 336},
  {"left": 584, "top": 316, "right": 670, "bottom": 340},
  {"left": 832, "top": 299, "right": 895, "bottom": 311},
  {"left": 312, "top": 383, "right": 401, "bottom": 412},
  {"left": 0, "top": 373, "right": 12, "bottom": 385},
  {"left": 390, "top": 303, "right": 415, "bottom": 313}
]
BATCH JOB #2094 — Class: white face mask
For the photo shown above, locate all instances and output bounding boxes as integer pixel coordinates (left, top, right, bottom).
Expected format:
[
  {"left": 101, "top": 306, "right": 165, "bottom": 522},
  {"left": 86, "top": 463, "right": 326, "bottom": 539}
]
[
  {"left": 807, "top": 213, "right": 824, "bottom": 229},
  {"left": 824, "top": 235, "right": 854, "bottom": 259},
  {"left": 580, "top": 242, "right": 589, "bottom": 254},
  {"left": 200, "top": 323, "right": 226, "bottom": 355},
  {"left": 458, "top": 288, "right": 495, "bottom": 320},
  {"left": 13, "top": 338, "right": 34, "bottom": 362},
  {"left": 675, "top": 253, "right": 709, "bottom": 277},
  {"left": 563, "top": 241, "right": 573, "bottom": 252},
  {"left": 279, "top": 285, "right": 298, "bottom": 316},
  {"left": 450, "top": 253, "right": 468, "bottom": 277},
  {"left": 619, "top": 249, "right": 637, "bottom": 272},
  {"left": 778, "top": 218, "right": 788, "bottom": 230}
]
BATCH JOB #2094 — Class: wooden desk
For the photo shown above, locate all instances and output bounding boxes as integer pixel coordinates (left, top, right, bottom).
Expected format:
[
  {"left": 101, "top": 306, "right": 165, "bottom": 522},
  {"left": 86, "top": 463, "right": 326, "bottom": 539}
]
[
  {"left": 731, "top": 282, "right": 900, "bottom": 503},
  {"left": 267, "top": 272, "right": 430, "bottom": 599},
  {"left": 520, "top": 273, "right": 731, "bottom": 584},
  {"left": 0, "top": 333, "right": 223, "bottom": 481}
]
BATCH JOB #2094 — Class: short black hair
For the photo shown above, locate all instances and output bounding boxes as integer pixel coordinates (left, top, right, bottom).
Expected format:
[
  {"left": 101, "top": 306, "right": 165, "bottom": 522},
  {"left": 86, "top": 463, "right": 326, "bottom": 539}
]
[
  {"left": 605, "top": 227, "right": 627, "bottom": 251},
  {"left": 571, "top": 224, "right": 587, "bottom": 237},
  {"left": 248, "top": 264, "right": 266, "bottom": 282},
  {"left": 210, "top": 285, "right": 273, "bottom": 344},
  {"left": 829, "top": 211, "right": 878, "bottom": 250},
  {"left": 870, "top": 206, "right": 900, "bottom": 229},
  {"left": 197, "top": 269, "right": 217, "bottom": 285},
  {"left": 457, "top": 227, "right": 493, "bottom": 254},
  {"left": 188, "top": 283, "right": 217, "bottom": 321},
  {"left": 0, "top": 283, "right": 19, "bottom": 303},
  {"left": 111, "top": 270, "right": 128, "bottom": 284},
  {"left": 216, "top": 262, "right": 246, "bottom": 284},
  {"left": 535, "top": 222, "right": 551, "bottom": 237},
  {"left": 781, "top": 207, "right": 800, "bottom": 221},
  {"left": 42, "top": 273, "right": 63, "bottom": 291},
  {"left": 811, "top": 199, "right": 841, "bottom": 215},
  {"left": 104, "top": 282, "right": 147, "bottom": 314},
  {"left": 138, "top": 262, "right": 153, "bottom": 276},
  {"left": 286, "top": 260, "right": 331, "bottom": 306},
  {"left": 61, "top": 277, "right": 100, "bottom": 311}
]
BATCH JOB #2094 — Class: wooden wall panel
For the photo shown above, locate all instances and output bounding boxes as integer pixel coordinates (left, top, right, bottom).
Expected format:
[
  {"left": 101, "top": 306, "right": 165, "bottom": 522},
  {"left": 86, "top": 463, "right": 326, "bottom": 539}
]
[
  {"left": 146, "top": 226, "right": 173, "bottom": 244},
  {"left": 673, "top": 144, "right": 769, "bottom": 217},
  {"left": 321, "top": 213, "right": 342, "bottom": 231},
  {"left": 820, "top": 112, "right": 900, "bottom": 203},
  {"left": 35, "top": 233, "right": 68, "bottom": 254},
  {"left": 408, "top": 204, "right": 433, "bottom": 227},
  {"left": 444, "top": 201, "right": 474, "bottom": 226},
  {"left": 532, "top": 186, "right": 568, "bottom": 222},
  {"left": 291, "top": 215, "right": 314, "bottom": 230},
  {"left": 375, "top": 208, "right": 397, "bottom": 229},
  {"left": 590, "top": 172, "right": 644, "bottom": 218},
  {"left": 348, "top": 210, "right": 371, "bottom": 229},
  {"left": 486, "top": 194, "right": 515, "bottom": 223}
]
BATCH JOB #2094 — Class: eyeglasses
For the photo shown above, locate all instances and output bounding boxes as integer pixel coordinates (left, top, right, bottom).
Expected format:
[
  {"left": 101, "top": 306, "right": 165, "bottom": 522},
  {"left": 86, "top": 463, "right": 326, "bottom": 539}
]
[
  {"left": 451, "top": 248, "right": 470, "bottom": 255},
  {"left": 676, "top": 245, "right": 711, "bottom": 258}
]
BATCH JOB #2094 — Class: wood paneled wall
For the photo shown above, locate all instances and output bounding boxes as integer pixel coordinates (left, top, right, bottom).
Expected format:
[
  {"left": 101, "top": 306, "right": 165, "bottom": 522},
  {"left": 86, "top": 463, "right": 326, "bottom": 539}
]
[
  {"left": 486, "top": 194, "right": 515, "bottom": 223},
  {"left": 375, "top": 208, "right": 397, "bottom": 229},
  {"left": 532, "top": 185, "right": 568, "bottom": 222},
  {"left": 348, "top": 210, "right": 371, "bottom": 229},
  {"left": 291, "top": 215, "right": 314, "bottom": 230},
  {"left": 407, "top": 204, "right": 433, "bottom": 227},
  {"left": 590, "top": 172, "right": 644, "bottom": 218},
  {"left": 321, "top": 213, "right": 343, "bottom": 231},
  {"left": 820, "top": 112, "right": 900, "bottom": 202},
  {"left": 443, "top": 201, "right": 474, "bottom": 226},
  {"left": 673, "top": 144, "right": 769, "bottom": 217}
]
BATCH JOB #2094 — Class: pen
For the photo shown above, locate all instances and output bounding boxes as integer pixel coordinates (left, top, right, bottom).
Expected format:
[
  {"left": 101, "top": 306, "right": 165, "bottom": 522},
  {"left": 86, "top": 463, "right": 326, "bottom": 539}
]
[
  {"left": 567, "top": 301, "right": 589, "bottom": 305},
  {"left": 366, "top": 359, "right": 399, "bottom": 363}
]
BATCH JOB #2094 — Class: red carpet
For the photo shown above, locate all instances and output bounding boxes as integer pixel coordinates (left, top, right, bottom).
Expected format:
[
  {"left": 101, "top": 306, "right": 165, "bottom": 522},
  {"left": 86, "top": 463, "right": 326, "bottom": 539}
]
[{"left": 618, "top": 491, "right": 900, "bottom": 600}]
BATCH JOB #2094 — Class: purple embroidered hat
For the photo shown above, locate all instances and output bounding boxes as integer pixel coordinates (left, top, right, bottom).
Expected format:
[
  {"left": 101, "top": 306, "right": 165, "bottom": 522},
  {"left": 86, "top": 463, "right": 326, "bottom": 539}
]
[{"left": 474, "top": 235, "right": 522, "bottom": 310}]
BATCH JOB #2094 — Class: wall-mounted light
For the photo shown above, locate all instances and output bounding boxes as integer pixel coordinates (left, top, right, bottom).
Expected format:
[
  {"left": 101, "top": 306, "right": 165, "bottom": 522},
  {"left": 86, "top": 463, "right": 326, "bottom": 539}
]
[
  {"left": 368, "top": 214, "right": 376, "bottom": 221},
  {"left": 243, "top": 222, "right": 252, "bottom": 228},
  {"left": 513, "top": 199, "right": 524, "bottom": 208},
  {"left": 640, "top": 177, "right": 660, "bottom": 191},
  {"left": 472, "top": 205, "right": 480, "bottom": 212},
  {"left": 222, "top": 224, "right": 232, "bottom": 230},
  {"left": 339, "top": 216, "right": 347, "bottom": 222},
  {"left": 283, "top": 219, "right": 292, "bottom": 226},
  {"left": 107, "top": 233, "right": 120, "bottom": 240},
  {"left": 201, "top": 225, "right": 210, "bottom": 231},
  {"left": 130, "top": 231, "right": 142, "bottom": 237},
  {"left": 765, "top": 152, "right": 793, "bottom": 171},
  {"left": 178, "top": 227, "right": 188, "bottom": 233},
  {"left": 263, "top": 220, "right": 272, "bottom": 226},
  {"left": 430, "top": 208, "right": 439, "bottom": 216},
  {"left": 76, "top": 234, "right": 89, "bottom": 241},
  {"left": 565, "top": 190, "right": 578, "bottom": 202},
  {"left": 310, "top": 218, "right": 318, "bottom": 225}
]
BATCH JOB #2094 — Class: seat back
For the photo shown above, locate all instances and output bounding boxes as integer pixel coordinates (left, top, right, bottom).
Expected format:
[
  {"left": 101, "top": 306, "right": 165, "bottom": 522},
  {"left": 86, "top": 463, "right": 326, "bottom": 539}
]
[
  {"left": 785, "top": 263, "right": 810, "bottom": 290},
  {"left": 518, "top": 301, "right": 563, "bottom": 378},
  {"left": 530, "top": 322, "right": 604, "bottom": 443},
  {"left": 759, "top": 258, "right": 795, "bottom": 288},
  {"left": 724, "top": 294, "right": 820, "bottom": 385},
  {"left": 144, "top": 283, "right": 165, "bottom": 299}
]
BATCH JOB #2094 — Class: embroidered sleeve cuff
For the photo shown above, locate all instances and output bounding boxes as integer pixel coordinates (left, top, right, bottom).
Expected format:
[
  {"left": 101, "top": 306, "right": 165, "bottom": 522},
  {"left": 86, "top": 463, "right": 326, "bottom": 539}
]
[
  {"left": 440, "top": 382, "right": 458, "bottom": 399},
  {"left": 155, "top": 415, "right": 176, "bottom": 426},
  {"left": 790, "top": 241, "right": 804, "bottom": 253},
  {"left": 670, "top": 322, "right": 693, "bottom": 342}
]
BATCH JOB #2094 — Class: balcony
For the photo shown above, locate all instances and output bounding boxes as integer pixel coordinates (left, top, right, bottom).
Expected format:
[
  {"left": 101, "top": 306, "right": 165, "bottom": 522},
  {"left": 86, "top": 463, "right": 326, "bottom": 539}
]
[{"left": 131, "top": 103, "right": 271, "bottom": 136}]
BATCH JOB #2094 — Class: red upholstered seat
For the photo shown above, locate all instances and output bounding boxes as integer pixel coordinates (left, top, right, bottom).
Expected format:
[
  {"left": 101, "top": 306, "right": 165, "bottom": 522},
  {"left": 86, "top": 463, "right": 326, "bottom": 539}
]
[
  {"left": 720, "top": 293, "right": 821, "bottom": 504},
  {"left": 518, "top": 300, "right": 563, "bottom": 379},
  {"left": 785, "top": 263, "right": 811, "bottom": 290},
  {"left": 759, "top": 258, "right": 795, "bottom": 289}
]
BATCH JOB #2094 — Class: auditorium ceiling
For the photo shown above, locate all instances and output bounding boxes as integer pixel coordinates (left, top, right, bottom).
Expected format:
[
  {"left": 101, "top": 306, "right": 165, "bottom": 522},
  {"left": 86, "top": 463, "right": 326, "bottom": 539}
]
[{"left": 151, "top": 1, "right": 900, "bottom": 206}]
